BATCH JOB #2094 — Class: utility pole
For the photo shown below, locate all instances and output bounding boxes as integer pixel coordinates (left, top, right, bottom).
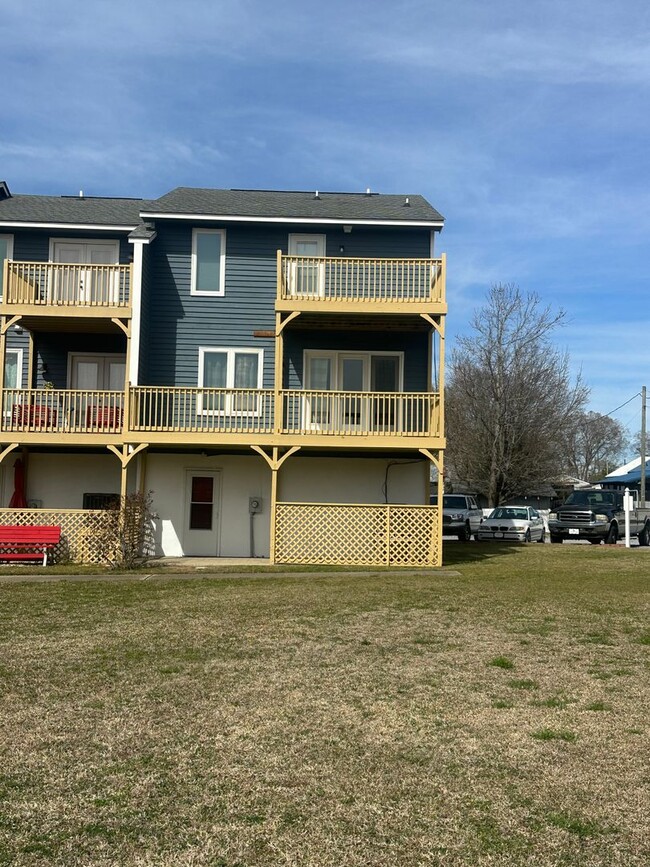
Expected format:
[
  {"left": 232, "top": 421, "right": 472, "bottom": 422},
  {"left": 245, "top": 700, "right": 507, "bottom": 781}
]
[{"left": 641, "top": 386, "right": 647, "bottom": 506}]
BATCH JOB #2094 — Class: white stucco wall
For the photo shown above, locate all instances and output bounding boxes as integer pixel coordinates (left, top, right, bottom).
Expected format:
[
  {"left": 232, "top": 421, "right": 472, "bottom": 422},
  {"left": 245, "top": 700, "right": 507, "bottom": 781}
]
[
  {"left": 146, "top": 453, "right": 428, "bottom": 558},
  {"left": 3, "top": 452, "right": 129, "bottom": 509},
  {"left": 280, "top": 456, "right": 427, "bottom": 505},
  {"left": 145, "top": 453, "right": 271, "bottom": 558}
]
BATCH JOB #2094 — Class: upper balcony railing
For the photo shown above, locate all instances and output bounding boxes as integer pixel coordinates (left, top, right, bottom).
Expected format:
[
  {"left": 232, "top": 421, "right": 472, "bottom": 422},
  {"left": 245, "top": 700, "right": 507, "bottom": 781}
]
[
  {"left": 2, "top": 261, "right": 131, "bottom": 310},
  {"left": 277, "top": 253, "right": 445, "bottom": 309}
]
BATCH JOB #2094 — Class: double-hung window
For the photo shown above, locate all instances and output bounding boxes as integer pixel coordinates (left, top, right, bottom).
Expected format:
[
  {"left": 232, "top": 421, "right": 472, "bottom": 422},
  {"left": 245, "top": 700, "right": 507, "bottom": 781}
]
[
  {"left": 4, "top": 348, "right": 22, "bottom": 389},
  {"left": 191, "top": 229, "right": 226, "bottom": 296},
  {"left": 199, "top": 347, "right": 263, "bottom": 414},
  {"left": 0, "top": 235, "right": 14, "bottom": 301}
]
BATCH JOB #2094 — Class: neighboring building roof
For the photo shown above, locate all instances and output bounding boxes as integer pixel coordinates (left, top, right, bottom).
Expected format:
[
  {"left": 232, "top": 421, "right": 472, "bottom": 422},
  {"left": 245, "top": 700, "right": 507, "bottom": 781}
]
[
  {"left": 0, "top": 190, "right": 149, "bottom": 227},
  {"left": 142, "top": 187, "right": 444, "bottom": 226},
  {"left": 598, "top": 456, "right": 650, "bottom": 486}
]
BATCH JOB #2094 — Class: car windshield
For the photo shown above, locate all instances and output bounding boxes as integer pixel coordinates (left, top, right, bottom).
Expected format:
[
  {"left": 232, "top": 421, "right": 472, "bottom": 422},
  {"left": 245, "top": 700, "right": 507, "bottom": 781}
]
[
  {"left": 443, "top": 496, "right": 468, "bottom": 509},
  {"left": 490, "top": 507, "right": 528, "bottom": 520},
  {"left": 564, "top": 490, "right": 616, "bottom": 507}
]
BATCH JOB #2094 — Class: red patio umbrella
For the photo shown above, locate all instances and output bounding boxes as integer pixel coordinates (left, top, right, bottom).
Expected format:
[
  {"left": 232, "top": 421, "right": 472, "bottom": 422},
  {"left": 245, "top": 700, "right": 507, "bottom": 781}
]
[{"left": 9, "top": 458, "right": 27, "bottom": 508}]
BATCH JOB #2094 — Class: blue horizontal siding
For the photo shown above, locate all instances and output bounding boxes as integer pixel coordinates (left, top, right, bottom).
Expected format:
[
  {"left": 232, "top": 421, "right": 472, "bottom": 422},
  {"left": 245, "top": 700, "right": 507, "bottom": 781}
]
[
  {"left": 34, "top": 334, "right": 126, "bottom": 389},
  {"left": 12, "top": 230, "right": 131, "bottom": 263},
  {"left": 142, "top": 222, "right": 433, "bottom": 387},
  {"left": 284, "top": 330, "right": 430, "bottom": 391}
]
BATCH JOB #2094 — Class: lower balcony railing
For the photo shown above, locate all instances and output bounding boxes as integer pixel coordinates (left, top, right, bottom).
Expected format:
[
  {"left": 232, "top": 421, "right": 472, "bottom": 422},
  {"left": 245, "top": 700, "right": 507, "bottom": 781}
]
[
  {"left": 129, "top": 387, "right": 276, "bottom": 434},
  {"left": 2, "top": 390, "right": 124, "bottom": 434},
  {"left": 0, "top": 388, "right": 442, "bottom": 439},
  {"left": 281, "top": 390, "right": 440, "bottom": 436}
]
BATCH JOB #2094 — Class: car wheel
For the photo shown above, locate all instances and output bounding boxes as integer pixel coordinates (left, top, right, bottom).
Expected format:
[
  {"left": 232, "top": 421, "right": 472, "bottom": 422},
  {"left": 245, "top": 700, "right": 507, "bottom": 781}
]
[
  {"left": 638, "top": 523, "right": 650, "bottom": 547},
  {"left": 457, "top": 523, "right": 471, "bottom": 542},
  {"left": 550, "top": 535, "right": 562, "bottom": 544},
  {"left": 588, "top": 538, "right": 602, "bottom": 545},
  {"left": 605, "top": 523, "right": 618, "bottom": 545},
  {"left": 537, "top": 528, "right": 546, "bottom": 543},
  {"left": 524, "top": 529, "right": 532, "bottom": 543}
]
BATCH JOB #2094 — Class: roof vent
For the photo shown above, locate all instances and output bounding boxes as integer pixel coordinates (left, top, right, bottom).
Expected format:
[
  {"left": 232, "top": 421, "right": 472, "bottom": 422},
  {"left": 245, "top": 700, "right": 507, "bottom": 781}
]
[
  {"left": 404, "top": 197, "right": 410, "bottom": 207},
  {"left": 314, "top": 190, "right": 320, "bottom": 199},
  {"left": 79, "top": 190, "right": 84, "bottom": 198},
  {"left": 365, "top": 187, "right": 371, "bottom": 196},
  {"left": 0, "top": 181, "right": 11, "bottom": 200}
]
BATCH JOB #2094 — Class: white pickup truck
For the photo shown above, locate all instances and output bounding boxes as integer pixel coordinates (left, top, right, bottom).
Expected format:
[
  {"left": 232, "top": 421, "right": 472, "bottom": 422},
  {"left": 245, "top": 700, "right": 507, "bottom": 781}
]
[{"left": 441, "top": 494, "right": 483, "bottom": 541}]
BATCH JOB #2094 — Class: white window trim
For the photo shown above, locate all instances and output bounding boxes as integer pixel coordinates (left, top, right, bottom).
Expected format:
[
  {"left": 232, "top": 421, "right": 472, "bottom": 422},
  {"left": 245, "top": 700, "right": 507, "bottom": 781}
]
[
  {"left": 303, "top": 349, "right": 404, "bottom": 391},
  {"left": 198, "top": 346, "right": 263, "bottom": 415},
  {"left": 0, "top": 234, "right": 15, "bottom": 302},
  {"left": 288, "top": 233, "right": 326, "bottom": 255},
  {"left": 4, "top": 347, "right": 23, "bottom": 390},
  {"left": 191, "top": 228, "right": 226, "bottom": 296}
]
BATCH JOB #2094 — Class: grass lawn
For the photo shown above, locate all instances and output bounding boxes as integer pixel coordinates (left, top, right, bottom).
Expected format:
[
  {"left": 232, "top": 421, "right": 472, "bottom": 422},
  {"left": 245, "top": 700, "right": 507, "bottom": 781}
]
[{"left": 0, "top": 545, "right": 648, "bottom": 866}]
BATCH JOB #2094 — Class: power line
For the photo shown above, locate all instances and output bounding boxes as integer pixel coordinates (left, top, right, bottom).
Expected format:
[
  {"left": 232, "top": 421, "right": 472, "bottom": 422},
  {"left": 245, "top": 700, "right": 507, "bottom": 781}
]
[{"left": 604, "top": 393, "right": 641, "bottom": 418}]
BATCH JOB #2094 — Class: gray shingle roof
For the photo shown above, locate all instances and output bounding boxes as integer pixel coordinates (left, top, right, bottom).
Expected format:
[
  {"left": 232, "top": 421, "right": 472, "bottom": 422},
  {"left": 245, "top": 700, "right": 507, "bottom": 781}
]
[
  {"left": 143, "top": 188, "right": 444, "bottom": 224},
  {"left": 0, "top": 193, "right": 148, "bottom": 226},
  {"left": 0, "top": 184, "right": 444, "bottom": 227}
]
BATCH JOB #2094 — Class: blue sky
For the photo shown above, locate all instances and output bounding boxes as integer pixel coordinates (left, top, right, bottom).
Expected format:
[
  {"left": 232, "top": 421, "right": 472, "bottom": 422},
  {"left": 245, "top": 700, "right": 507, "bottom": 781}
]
[{"left": 2, "top": 0, "right": 649, "bottom": 435}]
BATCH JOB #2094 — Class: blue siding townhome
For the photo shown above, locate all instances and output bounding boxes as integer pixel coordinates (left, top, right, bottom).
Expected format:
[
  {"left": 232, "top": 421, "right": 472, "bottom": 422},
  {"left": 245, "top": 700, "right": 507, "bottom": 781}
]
[{"left": 0, "top": 182, "right": 447, "bottom": 565}]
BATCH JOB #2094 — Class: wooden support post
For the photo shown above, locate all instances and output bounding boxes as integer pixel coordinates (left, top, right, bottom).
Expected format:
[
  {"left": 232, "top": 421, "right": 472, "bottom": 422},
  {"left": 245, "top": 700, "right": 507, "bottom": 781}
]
[
  {"left": 270, "top": 458, "right": 278, "bottom": 564},
  {"left": 420, "top": 447, "right": 443, "bottom": 567},
  {"left": 120, "top": 445, "right": 129, "bottom": 499},
  {"left": 251, "top": 445, "right": 300, "bottom": 564},
  {"left": 274, "top": 312, "right": 283, "bottom": 434},
  {"left": 0, "top": 316, "right": 6, "bottom": 427}
]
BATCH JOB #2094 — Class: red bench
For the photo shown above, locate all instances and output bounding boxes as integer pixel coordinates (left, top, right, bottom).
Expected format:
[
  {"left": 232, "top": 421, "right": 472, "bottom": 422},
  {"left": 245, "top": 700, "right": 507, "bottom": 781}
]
[
  {"left": 11, "top": 405, "right": 58, "bottom": 428},
  {"left": 0, "top": 525, "right": 61, "bottom": 566},
  {"left": 86, "top": 406, "right": 123, "bottom": 430}
]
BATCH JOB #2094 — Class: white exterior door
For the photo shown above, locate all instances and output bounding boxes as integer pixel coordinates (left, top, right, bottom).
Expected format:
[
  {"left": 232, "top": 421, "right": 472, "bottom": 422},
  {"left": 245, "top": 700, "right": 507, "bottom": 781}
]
[
  {"left": 52, "top": 240, "right": 119, "bottom": 303},
  {"left": 70, "top": 355, "right": 126, "bottom": 390},
  {"left": 183, "top": 471, "right": 221, "bottom": 556}
]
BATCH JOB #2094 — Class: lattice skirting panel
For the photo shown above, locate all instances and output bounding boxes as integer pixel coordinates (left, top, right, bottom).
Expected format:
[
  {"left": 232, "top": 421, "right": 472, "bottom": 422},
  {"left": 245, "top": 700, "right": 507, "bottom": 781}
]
[
  {"left": 275, "top": 503, "right": 441, "bottom": 567},
  {"left": 0, "top": 509, "right": 109, "bottom": 564}
]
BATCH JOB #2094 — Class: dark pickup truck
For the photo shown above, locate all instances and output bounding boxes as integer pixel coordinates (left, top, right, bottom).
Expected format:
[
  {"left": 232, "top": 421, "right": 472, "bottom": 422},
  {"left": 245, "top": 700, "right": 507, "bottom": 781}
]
[{"left": 548, "top": 488, "right": 650, "bottom": 545}]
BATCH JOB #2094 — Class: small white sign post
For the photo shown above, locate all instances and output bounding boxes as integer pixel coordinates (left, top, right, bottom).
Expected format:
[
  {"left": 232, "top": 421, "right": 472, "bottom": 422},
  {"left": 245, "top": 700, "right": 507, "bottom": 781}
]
[{"left": 623, "top": 487, "right": 633, "bottom": 548}]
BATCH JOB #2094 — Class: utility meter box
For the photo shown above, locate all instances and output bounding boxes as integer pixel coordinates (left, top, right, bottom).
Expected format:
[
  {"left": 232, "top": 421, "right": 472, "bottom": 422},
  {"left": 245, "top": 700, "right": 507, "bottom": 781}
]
[{"left": 249, "top": 497, "right": 263, "bottom": 514}]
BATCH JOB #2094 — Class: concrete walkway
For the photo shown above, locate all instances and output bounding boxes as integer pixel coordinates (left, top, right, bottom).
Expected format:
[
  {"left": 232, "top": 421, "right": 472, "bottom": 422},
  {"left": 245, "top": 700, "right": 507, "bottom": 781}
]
[{"left": 0, "top": 557, "right": 459, "bottom": 583}]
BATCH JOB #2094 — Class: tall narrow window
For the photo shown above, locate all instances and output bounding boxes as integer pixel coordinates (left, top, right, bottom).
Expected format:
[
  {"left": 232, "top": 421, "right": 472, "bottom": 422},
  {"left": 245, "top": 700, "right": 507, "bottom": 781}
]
[
  {"left": 191, "top": 229, "right": 226, "bottom": 295},
  {"left": 4, "top": 349, "right": 22, "bottom": 389}
]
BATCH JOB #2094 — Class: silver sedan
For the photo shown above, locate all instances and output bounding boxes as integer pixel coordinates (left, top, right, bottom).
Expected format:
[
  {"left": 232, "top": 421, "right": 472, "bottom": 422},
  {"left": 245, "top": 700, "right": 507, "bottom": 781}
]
[{"left": 477, "top": 506, "right": 546, "bottom": 543}]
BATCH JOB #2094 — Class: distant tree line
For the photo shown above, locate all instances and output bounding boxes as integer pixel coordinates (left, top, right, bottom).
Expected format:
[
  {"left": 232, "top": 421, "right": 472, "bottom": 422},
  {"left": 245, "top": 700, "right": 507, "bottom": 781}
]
[{"left": 445, "top": 284, "right": 627, "bottom": 506}]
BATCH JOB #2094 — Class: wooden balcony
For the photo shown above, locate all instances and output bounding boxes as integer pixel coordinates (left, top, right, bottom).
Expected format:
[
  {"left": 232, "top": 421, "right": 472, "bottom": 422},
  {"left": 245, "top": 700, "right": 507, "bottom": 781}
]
[
  {"left": 2, "top": 261, "right": 131, "bottom": 325},
  {"left": 276, "top": 253, "right": 446, "bottom": 315},
  {"left": 0, "top": 387, "right": 442, "bottom": 448},
  {"left": 129, "top": 387, "right": 276, "bottom": 444},
  {"left": 127, "top": 387, "right": 441, "bottom": 447},
  {"left": 281, "top": 390, "right": 441, "bottom": 438},
  {"left": 2, "top": 389, "right": 124, "bottom": 443}
]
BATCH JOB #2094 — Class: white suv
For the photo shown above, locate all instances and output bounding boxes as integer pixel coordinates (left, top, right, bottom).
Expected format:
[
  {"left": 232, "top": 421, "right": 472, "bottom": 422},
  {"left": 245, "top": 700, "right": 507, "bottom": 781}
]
[{"left": 442, "top": 494, "right": 483, "bottom": 541}]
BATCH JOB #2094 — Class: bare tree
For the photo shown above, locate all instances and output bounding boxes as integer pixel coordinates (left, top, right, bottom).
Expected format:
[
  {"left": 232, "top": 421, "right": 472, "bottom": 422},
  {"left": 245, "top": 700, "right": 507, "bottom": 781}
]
[
  {"left": 561, "top": 411, "right": 627, "bottom": 481},
  {"left": 446, "top": 284, "right": 588, "bottom": 506}
]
